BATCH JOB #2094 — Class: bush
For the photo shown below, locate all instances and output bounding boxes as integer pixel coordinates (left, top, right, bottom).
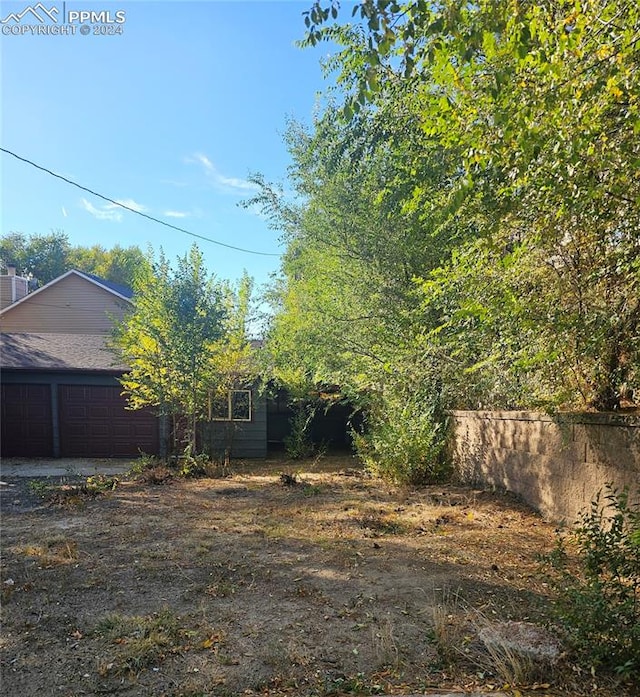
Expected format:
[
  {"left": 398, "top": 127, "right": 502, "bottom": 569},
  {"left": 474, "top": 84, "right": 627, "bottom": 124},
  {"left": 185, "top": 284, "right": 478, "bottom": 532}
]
[
  {"left": 544, "top": 486, "right": 640, "bottom": 680},
  {"left": 284, "top": 402, "right": 316, "bottom": 459},
  {"left": 354, "top": 386, "right": 450, "bottom": 485}
]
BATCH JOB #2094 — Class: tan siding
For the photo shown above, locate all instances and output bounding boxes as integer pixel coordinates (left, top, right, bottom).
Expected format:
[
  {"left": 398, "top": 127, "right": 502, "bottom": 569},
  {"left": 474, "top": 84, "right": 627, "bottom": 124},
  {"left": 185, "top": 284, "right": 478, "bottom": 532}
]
[
  {"left": 0, "top": 276, "right": 29, "bottom": 310},
  {"left": 0, "top": 274, "right": 130, "bottom": 333}
]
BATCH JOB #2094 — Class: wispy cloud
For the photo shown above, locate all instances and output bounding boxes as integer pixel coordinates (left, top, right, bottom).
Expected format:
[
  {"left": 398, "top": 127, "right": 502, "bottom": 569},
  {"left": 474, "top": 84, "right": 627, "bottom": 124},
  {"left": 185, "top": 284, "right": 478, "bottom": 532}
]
[
  {"left": 81, "top": 198, "right": 123, "bottom": 222},
  {"left": 164, "top": 210, "right": 190, "bottom": 219},
  {"left": 80, "top": 197, "right": 148, "bottom": 222},
  {"left": 61, "top": 206, "right": 68, "bottom": 218},
  {"left": 113, "top": 198, "right": 147, "bottom": 213},
  {"left": 186, "top": 153, "right": 259, "bottom": 195}
]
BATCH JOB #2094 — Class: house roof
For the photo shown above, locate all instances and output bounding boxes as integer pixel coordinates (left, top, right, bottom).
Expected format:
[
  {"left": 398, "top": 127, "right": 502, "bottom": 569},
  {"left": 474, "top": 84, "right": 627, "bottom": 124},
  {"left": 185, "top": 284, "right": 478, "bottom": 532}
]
[
  {"left": 0, "top": 269, "right": 133, "bottom": 316},
  {"left": 76, "top": 271, "right": 134, "bottom": 299},
  {"left": 0, "top": 332, "right": 129, "bottom": 372}
]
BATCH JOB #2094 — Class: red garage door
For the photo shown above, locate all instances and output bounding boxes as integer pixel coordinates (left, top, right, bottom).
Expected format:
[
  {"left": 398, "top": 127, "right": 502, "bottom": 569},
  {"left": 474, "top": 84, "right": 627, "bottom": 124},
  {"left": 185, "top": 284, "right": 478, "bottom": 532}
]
[
  {"left": 59, "top": 385, "right": 159, "bottom": 457},
  {"left": 1, "top": 384, "right": 54, "bottom": 457}
]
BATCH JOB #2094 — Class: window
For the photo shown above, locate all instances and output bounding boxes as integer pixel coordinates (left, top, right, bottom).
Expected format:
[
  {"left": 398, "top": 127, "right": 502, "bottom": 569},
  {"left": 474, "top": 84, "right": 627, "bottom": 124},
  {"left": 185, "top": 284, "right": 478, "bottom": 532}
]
[{"left": 210, "top": 389, "right": 252, "bottom": 422}]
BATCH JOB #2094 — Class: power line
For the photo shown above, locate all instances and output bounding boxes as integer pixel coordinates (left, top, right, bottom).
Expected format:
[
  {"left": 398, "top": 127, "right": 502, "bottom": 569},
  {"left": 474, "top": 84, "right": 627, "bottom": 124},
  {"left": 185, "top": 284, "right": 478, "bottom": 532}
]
[{"left": 1, "top": 147, "right": 281, "bottom": 258}]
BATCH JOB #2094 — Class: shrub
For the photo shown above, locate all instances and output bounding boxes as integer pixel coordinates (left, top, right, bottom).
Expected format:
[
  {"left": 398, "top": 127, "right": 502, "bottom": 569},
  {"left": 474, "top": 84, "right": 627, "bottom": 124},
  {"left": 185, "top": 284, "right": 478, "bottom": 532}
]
[
  {"left": 284, "top": 401, "right": 315, "bottom": 459},
  {"left": 544, "top": 486, "right": 640, "bottom": 680},
  {"left": 354, "top": 387, "right": 450, "bottom": 485}
]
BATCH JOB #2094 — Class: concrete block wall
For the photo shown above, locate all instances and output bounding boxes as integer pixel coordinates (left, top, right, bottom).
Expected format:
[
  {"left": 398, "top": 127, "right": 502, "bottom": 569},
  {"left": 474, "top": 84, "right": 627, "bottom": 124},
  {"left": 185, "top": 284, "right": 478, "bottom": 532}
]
[{"left": 450, "top": 411, "right": 640, "bottom": 522}]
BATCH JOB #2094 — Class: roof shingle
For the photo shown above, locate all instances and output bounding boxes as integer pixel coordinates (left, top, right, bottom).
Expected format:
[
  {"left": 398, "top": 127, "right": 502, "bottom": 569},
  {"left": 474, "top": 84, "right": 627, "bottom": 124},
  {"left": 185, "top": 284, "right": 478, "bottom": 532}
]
[{"left": 0, "top": 332, "right": 129, "bottom": 372}]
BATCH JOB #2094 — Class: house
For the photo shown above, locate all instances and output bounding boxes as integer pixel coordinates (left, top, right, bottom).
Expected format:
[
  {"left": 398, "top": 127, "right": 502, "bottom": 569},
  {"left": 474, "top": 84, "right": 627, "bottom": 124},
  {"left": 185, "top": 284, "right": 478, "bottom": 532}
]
[
  {"left": 0, "top": 269, "right": 267, "bottom": 459},
  {"left": 0, "top": 268, "right": 356, "bottom": 461},
  {"left": 0, "top": 269, "right": 160, "bottom": 458}
]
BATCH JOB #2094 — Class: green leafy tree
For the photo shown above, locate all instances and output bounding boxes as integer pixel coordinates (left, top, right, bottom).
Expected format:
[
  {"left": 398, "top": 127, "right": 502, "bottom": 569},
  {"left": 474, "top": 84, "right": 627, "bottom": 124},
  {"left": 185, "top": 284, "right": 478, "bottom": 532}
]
[
  {"left": 247, "top": 113, "right": 454, "bottom": 480},
  {"left": 246, "top": 0, "right": 638, "bottom": 481},
  {"left": 114, "top": 245, "right": 227, "bottom": 455},
  {"left": 0, "top": 231, "right": 147, "bottom": 288},
  {"left": 203, "top": 272, "right": 260, "bottom": 460},
  {"left": 0, "top": 230, "right": 70, "bottom": 284},
  {"left": 300, "top": 0, "right": 640, "bottom": 410},
  {"left": 69, "top": 244, "right": 149, "bottom": 287}
]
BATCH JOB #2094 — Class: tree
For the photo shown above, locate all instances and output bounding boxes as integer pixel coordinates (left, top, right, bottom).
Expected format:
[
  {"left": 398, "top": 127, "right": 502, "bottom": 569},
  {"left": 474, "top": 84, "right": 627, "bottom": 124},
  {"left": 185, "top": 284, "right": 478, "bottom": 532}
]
[
  {"left": 300, "top": 0, "right": 640, "bottom": 410},
  {"left": 0, "top": 230, "right": 147, "bottom": 288},
  {"left": 245, "top": 0, "right": 638, "bottom": 481},
  {"left": 0, "top": 230, "right": 70, "bottom": 284},
  {"left": 114, "top": 245, "right": 228, "bottom": 455},
  {"left": 69, "top": 244, "right": 149, "bottom": 287},
  {"left": 204, "top": 272, "right": 260, "bottom": 460},
  {"left": 247, "top": 112, "right": 455, "bottom": 480}
]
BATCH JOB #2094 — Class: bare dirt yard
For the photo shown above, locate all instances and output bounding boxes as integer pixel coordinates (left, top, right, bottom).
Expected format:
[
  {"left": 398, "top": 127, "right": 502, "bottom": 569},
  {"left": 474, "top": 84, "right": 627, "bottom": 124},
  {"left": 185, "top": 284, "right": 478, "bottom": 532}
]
[{"left": 0, "top": 455, "right": 632, "bottom": 697}]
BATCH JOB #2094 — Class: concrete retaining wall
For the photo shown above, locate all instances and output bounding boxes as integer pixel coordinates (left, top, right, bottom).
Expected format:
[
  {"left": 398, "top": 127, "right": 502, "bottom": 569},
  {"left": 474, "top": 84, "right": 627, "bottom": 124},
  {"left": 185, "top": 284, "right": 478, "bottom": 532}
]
[{"left": 450, "top": 411, "right": 640, "bottom": 522}]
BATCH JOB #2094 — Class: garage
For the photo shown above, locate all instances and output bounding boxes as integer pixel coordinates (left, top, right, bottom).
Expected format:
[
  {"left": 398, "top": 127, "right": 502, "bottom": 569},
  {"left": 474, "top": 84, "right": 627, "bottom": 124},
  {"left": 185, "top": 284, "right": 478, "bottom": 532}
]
[
  {"left": 1, "top": 332, "right": 161, "bottom": 459},
  {"left": 1, "top": 383, "right": 54, "bottom": 457},
  {"left": 59, "top": 384, "right": 159, "bottom": 457}
]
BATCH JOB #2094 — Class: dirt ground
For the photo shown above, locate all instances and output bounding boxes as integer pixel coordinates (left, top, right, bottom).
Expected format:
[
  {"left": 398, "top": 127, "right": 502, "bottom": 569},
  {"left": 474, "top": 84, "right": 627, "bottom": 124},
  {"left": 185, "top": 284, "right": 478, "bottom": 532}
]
[{"left": 0, "top": 455, "right": 632, "bottom": 697}]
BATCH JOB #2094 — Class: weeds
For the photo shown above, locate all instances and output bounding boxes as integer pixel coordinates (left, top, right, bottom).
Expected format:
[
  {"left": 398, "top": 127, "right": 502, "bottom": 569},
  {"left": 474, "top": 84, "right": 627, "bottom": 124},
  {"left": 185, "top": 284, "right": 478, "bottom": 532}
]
[
  {"left": 323, "top": 671, "right": 385, "bottom": 694},
  {"left": 353, "top": 385, "right": 450, "bottom": 485},
  {"left": 15, "top": 536, "right": 79, "bottom": 566},
  {"left": 95, "top": 608, "right": 198, "bottom": 675},
  {"left": 27, "top": 479, "right": 51, "bottom": 498},
  {"left": 475, "top": 620, "right": 555, "bottom": 686},
  {"left": 27, "top": 476, "right": 118, "bottom": 506},
  {"left": 371, "top": 616, "right": 399, "bottom": 669},
  {"left": 284, "top": 402, "right": 316, "bottom": 459},
  {"left": 131, "top": 447, "right": 228, "bottom": 483},
  {"left": 359, "top": 510, "right": 408, "bottom": 536},
  {"left": 430, "top": 589, "right": 464, "bottom": 667},
  {"left": 542, "top": 485, "right": 640, "bottom": 681}
]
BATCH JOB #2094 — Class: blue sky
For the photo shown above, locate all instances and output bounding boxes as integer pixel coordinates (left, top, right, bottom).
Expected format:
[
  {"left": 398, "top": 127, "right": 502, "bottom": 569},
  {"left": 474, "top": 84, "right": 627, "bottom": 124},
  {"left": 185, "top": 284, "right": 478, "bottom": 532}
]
[{"left": 1, "top": 0, "right": 337, "bottom": 289}]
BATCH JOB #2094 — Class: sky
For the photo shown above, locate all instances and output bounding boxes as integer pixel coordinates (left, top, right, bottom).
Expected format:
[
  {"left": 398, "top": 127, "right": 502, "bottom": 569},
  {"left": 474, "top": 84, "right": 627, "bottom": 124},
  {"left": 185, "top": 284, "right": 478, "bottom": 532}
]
[{"left": 0, "top": 0, "right": 338, "bottom": 290}]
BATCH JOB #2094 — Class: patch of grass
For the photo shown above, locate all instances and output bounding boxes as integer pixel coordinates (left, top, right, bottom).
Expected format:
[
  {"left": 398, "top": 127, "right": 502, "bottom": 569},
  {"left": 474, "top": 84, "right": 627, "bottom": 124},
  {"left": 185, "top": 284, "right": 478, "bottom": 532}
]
[
  {"left": 15, "top": 536, "right": 79, "bottom": 566},
  {"left": 477, "top": 632, "right": 539, "bottom": 686},
  {"left": 303, "top": 483, "right": 324, "bottom": 497},
  {"left": 430, "top": 600, "right": 463, "bottom": 667},
  {"left": 323, "top": 671, "right": 385, "bottom": 694},
  {"left": 27, "top": 479, "right": 51, "bottom": 498},
  {"left": 358, "top": 510, "right": 410, "bottom": 536},
  {"left": 27, "top": 475, "right": 118, "bottom": 506},
  {"left": 371, "top": 616, "right": 400, "bottom": 669},
  {"left": 95, "top": 608, "right": 197, "bottom": 675}
]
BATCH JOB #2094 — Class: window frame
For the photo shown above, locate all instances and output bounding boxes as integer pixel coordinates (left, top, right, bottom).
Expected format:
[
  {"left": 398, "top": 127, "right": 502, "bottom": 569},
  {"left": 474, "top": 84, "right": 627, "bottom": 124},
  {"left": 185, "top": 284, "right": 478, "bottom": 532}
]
[{"left": 210, "top": 388, "right": 252, "bottom": 422}]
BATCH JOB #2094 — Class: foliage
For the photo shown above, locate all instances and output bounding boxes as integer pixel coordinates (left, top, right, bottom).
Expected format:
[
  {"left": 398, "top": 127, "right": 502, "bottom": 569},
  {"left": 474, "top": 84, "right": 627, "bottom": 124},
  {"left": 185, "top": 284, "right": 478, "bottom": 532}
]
[
  {"left": 129, "top": 454, "right": 175, "bottom": 485},
  {"left": 544, "top": 486, "right": 640, "bottom": 680},
  {"left": 201, "top": 272, "right": 260, "bottom": 461},
  {"left": 284, "top": 401, "right": 316, "bottom": 459},
  {"left": 246, "top": 112, "right": 454, "bottom": 482},
  {"left": 95, "top": 609, "right": 187, "bottom": 676},
  {"left": 0, "top": 230, "right": 147, "bottom": 287},
  {"left": 68, "top": 243, "right": 149, "bottom": 287},
  {"left": 114, "top": 245, "right": 227, "bottom": 454},
  {"left": 27, "top": 475, "right": 119, "bottom": 504},
  {"left": 354, "top": 382, "right": 450, "bottom": 484},
  {"left": 246, "top": 0, "right": 640, "bottom": 489},
  {"left": 206, "top": 274, "right": 259, "bottom": 411},
  {"left": 0, "top": 231, "right": 69, "bottom": 286},
  {"left": 115, "top": 247, "right": 257, "bottom": 460},
  {"left": 298, "top": 0, "right": 640, "bottom": 412}
]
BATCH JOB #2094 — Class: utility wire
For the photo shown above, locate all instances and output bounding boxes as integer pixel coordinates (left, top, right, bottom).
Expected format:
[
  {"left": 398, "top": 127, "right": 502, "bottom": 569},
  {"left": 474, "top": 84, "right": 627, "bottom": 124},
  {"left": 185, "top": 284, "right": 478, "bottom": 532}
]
[{"left": 1, "top": 147, "right": 281, "bottom": 257}]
